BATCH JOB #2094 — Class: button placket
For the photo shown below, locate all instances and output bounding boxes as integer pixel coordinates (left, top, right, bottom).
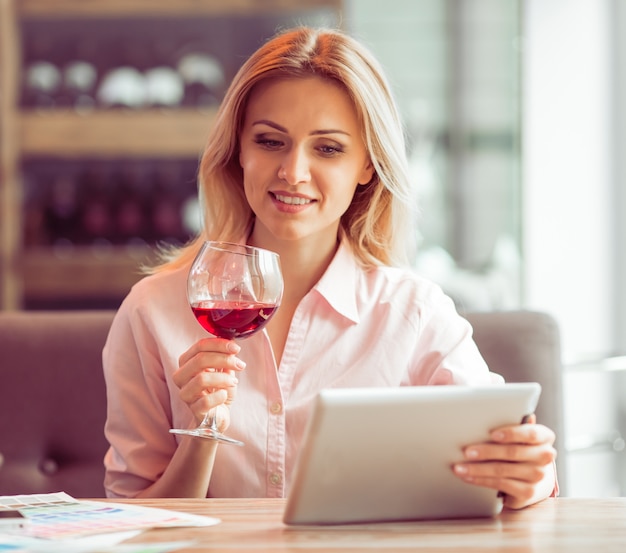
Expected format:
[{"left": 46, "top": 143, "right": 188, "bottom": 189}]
[{"left": 265, "top": 357, "right": 286, "bottom": 497}]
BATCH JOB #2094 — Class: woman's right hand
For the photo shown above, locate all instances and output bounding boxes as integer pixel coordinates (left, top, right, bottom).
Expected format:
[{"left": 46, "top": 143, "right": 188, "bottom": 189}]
[
  {"left": 173, "top": 338, "right": 246, "bottom": 431},
  {"left": 135, "top": 338, "right": 245, "bottom": 498}
]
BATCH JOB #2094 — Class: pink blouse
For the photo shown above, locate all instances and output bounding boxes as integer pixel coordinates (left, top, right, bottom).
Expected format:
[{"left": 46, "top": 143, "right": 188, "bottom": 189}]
[{"left": 103, "top": 241, "right": 501, "bottom": 499}]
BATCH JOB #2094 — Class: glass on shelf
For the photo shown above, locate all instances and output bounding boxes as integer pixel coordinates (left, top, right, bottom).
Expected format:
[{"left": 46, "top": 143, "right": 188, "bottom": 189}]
[
  {"left": 23, "top": 60, "right": 62, "bottom": 108},
  {"left": 97, "top": 66, "right": 148, "bottom": 109},
  {"left": 176, "top": 52, "right": 225, "bottom": 108},
  {"left": 144, "top": 66, "right": 184, "bottom": 108},
  {"left": 62, "top": 60, "right": 98, "bottom": 112}
]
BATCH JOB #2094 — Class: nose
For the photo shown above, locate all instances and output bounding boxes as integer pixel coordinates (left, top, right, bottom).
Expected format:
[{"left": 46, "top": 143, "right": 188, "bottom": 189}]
[{"left": 278, "top": 146, "right": 311, "bottom": 185}]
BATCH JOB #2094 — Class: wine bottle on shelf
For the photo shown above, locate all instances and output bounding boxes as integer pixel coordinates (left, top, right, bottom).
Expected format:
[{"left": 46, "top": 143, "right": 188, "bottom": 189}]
[
  {"left": 21, "top": 169, "right": 47, "bottom": 248},
  {"left": 149, "top": 161, "right": 185, "bottom": 245},
  {"left": 43, "top": 173, "right": 80, "bottom": 247},
  {"left": 179, "top": 161, "right": 202, "bottom": 238},
  {"left": 181, "top": 194, "right": 202, "bottom": 238},
  {"left": 77, "top": 164, "right": 114, "bottom": 246},
  {"left": 111, "top": 161, "right": 150, "bottom": 246}
]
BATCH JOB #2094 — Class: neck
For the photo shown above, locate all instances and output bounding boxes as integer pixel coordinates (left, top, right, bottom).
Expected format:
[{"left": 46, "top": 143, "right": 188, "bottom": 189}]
[{"left": 249, "top": 230, "right": 339, "bottom": 305}]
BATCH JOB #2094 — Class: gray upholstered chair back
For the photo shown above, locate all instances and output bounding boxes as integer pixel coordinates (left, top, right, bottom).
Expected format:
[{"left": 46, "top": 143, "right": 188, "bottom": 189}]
[
  {"left": 464, "top": 310, "right": 565, "bottom": 492},
  {"left": 0, "top": 310, "right": 114, "bottom": 497}
]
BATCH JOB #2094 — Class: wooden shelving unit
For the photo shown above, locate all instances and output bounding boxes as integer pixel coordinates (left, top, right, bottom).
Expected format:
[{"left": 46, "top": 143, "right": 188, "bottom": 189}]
[
  {"left": 19, "top": 109, "right": 214, "bottom": 158},
  {"left": 21, "top": 246, "right": 156, "bottom": 301},
  {"left": 0, "top": 0, "right": 342, "bottom": 309},
  {"left": 18, "top": 0, "right": 340, "bottom": 18}
]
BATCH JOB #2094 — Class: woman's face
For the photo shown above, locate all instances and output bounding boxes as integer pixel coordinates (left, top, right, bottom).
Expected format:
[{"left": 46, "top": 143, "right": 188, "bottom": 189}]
[{"left": 238, "top": 75, "right": 373, "bottom": 248}]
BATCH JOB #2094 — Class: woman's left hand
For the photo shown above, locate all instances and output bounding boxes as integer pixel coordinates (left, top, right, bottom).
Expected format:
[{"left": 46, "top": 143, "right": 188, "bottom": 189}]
[{"left": 452, "top": 414, "right": 557, "bottom": 509}]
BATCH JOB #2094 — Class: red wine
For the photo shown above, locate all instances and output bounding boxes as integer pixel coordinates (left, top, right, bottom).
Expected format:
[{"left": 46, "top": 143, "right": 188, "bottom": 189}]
[{"left": 191, "top": 301, "right": 277, "bottom": 339}]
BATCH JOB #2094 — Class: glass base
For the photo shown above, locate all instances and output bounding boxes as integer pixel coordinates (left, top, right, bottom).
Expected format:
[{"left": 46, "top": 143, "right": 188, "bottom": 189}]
[{"left": 169, "top": 427, "right": 244, "bottom": 446}]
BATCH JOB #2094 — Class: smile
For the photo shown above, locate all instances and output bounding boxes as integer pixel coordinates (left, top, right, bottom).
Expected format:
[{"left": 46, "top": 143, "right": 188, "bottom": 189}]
[{"left": 273, "top": 193, "right": 314, "bottom": 205}]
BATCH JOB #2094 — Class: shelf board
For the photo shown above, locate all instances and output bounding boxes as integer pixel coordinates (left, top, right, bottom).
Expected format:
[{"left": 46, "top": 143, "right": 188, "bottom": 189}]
[
  {"left": 19, "top": 109, "right": 213, "bottom": 158},
  {"left": 19, "top": 0, "right": 341, "bottom": 18},
  {"left": 21, "top": 246, "right": 157, "bottom": 299}
]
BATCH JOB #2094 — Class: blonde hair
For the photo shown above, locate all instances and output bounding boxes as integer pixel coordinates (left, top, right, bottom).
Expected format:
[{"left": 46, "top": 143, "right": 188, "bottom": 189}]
[{"left": 152, "top": 26, "right": 417, "bottom": 272}]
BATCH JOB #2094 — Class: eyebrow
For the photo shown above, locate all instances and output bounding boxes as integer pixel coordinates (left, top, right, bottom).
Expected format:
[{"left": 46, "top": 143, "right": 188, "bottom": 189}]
[{"left": 251, "top": 119, "right": 351, "bottom": 137}]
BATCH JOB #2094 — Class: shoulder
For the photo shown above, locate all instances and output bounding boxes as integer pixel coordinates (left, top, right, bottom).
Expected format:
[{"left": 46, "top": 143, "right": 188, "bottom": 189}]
[
  {"left": 111, "top": 264, "right": 192, "bottom": 336},
  {"left": 352, "top": 264, "right": 463, "bottom": 335},
  {"left": 128, "top": 264, "right": 188, "bottom": 301}
]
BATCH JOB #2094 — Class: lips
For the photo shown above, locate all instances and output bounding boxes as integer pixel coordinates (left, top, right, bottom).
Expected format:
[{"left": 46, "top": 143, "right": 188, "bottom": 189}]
[{"left": 272, "top": 193, "right": 314, "bottom": 206}]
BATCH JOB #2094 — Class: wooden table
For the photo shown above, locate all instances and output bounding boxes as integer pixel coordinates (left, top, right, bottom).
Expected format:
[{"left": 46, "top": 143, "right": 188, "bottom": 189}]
[{"left": 106, "top": 497, "right": 626, "bottom": 552}]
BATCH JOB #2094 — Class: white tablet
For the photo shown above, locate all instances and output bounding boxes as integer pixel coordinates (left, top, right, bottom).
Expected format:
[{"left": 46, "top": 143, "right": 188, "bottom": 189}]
[{"left": 283, "top": 382, "right": 541, "bottom": 525}]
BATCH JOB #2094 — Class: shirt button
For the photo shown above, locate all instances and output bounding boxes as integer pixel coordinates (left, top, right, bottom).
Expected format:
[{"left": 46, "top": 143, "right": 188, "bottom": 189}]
[
  {"left": 270, "top": 402, "right": 282, "bottom": 414},
  {"left": 270, "top": 472, "right": 282, "bottom": 486}
]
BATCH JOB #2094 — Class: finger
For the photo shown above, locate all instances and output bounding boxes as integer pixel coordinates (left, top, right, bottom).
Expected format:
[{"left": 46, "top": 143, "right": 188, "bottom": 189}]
[
  {"left": 177, "top": 352, "right": 246, "bottom": 385},
  {"left": 174, "top": 342, "right": 246, "bottom": 388},
  {"left": 452, "top": 468, "right": 539, "bottom": 510},
  {"left": 178, "top": 337, "right": 240, "bottom": 367},
  {"left": 452, "top": 462, "right": 551, "bottom": 509},
  {"left": 489, "top": 422, "right": 556, "bottom": 447},
  {"left": 189, "top": 389, "right": 230, "bottom": 425},
  {"left": 178, "top": 369, "right": 239, "bottom": 405},
  {"left": 453, "top": 459, "right": 547, "bottom": 487},
  {"left": 462, "top": 442, "right": 557, "bottom": 465}
]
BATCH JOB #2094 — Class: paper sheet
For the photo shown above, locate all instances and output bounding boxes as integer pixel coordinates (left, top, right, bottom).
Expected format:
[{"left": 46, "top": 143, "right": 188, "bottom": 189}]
[{"left": 0, "top": 492, "right": 219, "bottom": 545}]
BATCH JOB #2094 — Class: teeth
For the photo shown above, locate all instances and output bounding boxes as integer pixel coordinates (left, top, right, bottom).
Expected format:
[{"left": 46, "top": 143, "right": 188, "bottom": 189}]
[{"left": 274, "top": 194, "right": 312, "bottom": 205}]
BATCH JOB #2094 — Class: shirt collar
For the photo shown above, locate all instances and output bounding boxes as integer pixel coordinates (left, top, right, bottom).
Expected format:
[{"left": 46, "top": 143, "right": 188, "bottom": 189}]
[{"left": 313, "top": 238, "right": 360, "bottom": 324}]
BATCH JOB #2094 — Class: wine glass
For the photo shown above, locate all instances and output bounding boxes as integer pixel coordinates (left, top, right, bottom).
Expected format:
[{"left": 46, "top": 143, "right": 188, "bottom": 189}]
[{"left": 170, "top": 241, "right": 283, "bottom": 445}]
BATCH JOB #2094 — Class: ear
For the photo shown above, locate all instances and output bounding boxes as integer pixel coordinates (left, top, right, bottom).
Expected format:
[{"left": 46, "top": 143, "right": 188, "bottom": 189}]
[{"left": 357, "top": 159, "right": 375, "bottom": 186}]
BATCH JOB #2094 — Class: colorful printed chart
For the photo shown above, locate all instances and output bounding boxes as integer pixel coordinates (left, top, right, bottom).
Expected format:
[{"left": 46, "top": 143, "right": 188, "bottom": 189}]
[{"left": 0, "top": 493, "right": 219, "bottom": 540}]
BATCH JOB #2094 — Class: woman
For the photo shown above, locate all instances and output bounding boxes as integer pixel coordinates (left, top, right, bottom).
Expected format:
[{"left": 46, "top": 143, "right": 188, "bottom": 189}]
[{"left": 103, "top": 26, "right": 557, "bottom": 508}]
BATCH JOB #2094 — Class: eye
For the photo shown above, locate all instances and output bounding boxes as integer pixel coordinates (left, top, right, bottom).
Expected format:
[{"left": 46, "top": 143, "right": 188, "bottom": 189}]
[
  {"left": 253, "top": 134, "right": 284, "bottom": 150},
  {"left": 317, "top": 143, "right": 344, "bottom": 156}
]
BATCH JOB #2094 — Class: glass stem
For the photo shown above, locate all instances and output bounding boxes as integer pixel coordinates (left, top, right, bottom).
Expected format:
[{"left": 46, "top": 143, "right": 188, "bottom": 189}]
[{"left": 201, "top": 409, "right": 219, "bottom": 432}]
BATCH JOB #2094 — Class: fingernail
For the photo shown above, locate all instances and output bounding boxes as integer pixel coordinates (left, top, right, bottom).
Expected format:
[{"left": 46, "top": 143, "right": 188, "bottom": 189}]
[
  {"left": 230, "top": 375, "right": 239, "bottom": 385},
  {"left": 227, "top": 342, "right": 241, "bottom": 353},
  {"left": 454, "top": 464, "right": 468, "bottom": 475},
  {"left": 465, "top": 448, "right": 479, "bottom": 459},
  {"left": 235, "top": 359, "right": 246, "bottom": 370},
  {"left": 491, "top": 431, "right": 505, "bottom": 441}
]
